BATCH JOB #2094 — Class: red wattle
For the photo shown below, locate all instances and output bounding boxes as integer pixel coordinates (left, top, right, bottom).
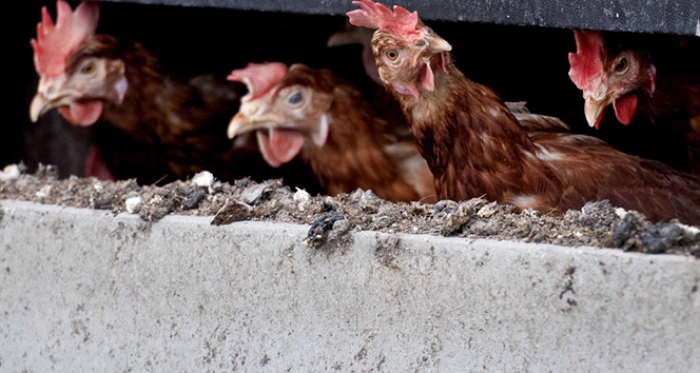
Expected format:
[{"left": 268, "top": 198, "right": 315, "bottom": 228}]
[{"left": 613, "top": 94, "right": 638, "bottom": 126}]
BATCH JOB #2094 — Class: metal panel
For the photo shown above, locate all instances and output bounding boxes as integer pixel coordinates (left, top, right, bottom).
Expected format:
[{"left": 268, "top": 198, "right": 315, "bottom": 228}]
[{"left": 101, "top": 0, "right": 700, "bottom": 35}]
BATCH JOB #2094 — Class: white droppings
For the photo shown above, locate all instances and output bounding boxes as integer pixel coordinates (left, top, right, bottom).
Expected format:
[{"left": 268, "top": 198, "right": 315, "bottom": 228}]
[
  {"left": 192, "top": 171, "right": 214, "bottom": 188},
  {"left": 293, "top": 188, "right": 311, "bottom": 211},
  {"left": 477, "top": 202, "right": 500, "bottom": 218},
  {"left": 125, "top": 197, "right": 142, "bottom": 214},
  {"left": 614, "top": 208, "right": 628, "bottom": 219},
  {"left": 679, "top": 224, "right": 700, "bottom": 236},
  {"left": 0, "top": 165, "right": 21, "bottom": 182},
  {"left": 36, "top": 185, "right": 51, "bottom": 198},
  {"left": 521, "top": 208, "right": 540, "bottom": 217}
]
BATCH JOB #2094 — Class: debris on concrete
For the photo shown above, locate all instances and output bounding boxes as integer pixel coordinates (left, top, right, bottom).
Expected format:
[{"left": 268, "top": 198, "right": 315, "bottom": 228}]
[
  {"left": 304, "top": 212, "right": 346, "bottom": 248},
  {"left": 125, "top": 196, "right": 142, "bottom": 214},
  {"left": 211, "top": 199, "right": 252, "bottom": 226},
  {"left": 192, "top": 170, "right": 214, "bottom": 189},
  {"left": 1, "top": 164, "right": 699, "bottom": 256}
]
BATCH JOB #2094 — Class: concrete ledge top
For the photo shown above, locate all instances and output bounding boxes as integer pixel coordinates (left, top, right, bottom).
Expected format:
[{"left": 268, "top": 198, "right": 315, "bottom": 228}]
[
  {"left": 101, "top": 0, "right": 700, "bottom": 35},
  {"left": 1, "top": 198, "right": 695, "bottom": 263},
  {"left": 1, "top": 199, "right": 699, "bottom": 372}
]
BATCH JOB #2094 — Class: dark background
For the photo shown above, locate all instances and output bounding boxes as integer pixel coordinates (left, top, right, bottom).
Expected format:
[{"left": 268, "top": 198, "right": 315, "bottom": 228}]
[{"left": 6, "top": 0, "right": 698, "bottom": 179}]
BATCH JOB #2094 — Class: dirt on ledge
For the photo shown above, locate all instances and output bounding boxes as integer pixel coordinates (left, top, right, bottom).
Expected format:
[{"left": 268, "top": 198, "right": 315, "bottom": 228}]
[{"left": 1, "top": 164, "right": 698, "bottom": 257}]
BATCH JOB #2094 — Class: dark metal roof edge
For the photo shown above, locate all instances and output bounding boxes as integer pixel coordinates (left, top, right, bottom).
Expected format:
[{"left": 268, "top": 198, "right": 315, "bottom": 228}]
[{"left": 100, "top": 0, "right": 700, "bottom": 36}]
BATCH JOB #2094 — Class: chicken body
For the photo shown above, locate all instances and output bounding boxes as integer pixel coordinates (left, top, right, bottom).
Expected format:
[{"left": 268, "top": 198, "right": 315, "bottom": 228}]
[
  {"left": 569, "top": 30, "right": 700, "bottom": 176},
  {"left": 347, "top": 0, "right": 700, "bottom": 224},
  {"left": 228, "top": 63, "right": 436, "bottom": 203}
]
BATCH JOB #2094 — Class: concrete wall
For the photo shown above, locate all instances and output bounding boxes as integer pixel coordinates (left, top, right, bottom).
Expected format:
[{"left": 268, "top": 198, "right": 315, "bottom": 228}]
[{"left": 1, "top": 199, "right": 698, "bottom": 372}]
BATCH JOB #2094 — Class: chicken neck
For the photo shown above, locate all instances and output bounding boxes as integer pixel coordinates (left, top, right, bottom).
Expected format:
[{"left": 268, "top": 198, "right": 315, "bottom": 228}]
[{"left": 395, "top": 61, "right": 554, "bottom": 202}]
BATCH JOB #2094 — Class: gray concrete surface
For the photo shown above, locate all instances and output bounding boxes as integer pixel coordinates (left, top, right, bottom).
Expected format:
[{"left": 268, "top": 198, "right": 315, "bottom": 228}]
[{"left": 1, "top": 199, "right": 699, "bottom": 373}]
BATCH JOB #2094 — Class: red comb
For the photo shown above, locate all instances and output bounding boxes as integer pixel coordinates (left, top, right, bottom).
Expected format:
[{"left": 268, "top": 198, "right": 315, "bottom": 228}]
[
  {"left": 568, "top": 29, "right": 605, "bottom": 92},
  {"left": 347, "top": 0, "right": 421, "bottom": 41},
  {"left": 227, "top": 62, "right": 288, "bottom": 103},
  {"left": 31, "top": 1, "right": 100, "bottom": 77}
]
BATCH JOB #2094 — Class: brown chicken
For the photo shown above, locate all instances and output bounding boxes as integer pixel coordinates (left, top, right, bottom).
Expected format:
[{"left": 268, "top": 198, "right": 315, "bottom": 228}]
[
  {"left": 226, "top": 62, "right": 436, "bottom": 203},
  {"left": 28, "top": 1, "right": 306, "bottom": 187},
  {"left": 347, "top": 0, "right": 700, "bottom": 224},
  {"left": 568, "top": 30, "right": 700, "bottom": 175}
]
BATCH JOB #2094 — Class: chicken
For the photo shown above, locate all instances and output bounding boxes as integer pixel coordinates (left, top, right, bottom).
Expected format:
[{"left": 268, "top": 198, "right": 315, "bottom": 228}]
[
  {"left": 29, "top": 1, "right": 315, "bottom": 189},
  {"left": 226, "top": 62, "right": 436, "bottom": 203},
  {"left": 568, "top": 30, "right": 700, "bottom": 175},
  {"left": 347, "top": 0, "right": 700, "bottom": 224}
]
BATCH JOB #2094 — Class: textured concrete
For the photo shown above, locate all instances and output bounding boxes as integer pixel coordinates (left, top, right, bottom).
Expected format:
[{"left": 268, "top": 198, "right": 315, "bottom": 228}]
[
  {"left": 1, "top": 199, "right": 699, "bottom": 373},
  {"left": 102, "top": 0, "right": 700, "bottom": 35}
]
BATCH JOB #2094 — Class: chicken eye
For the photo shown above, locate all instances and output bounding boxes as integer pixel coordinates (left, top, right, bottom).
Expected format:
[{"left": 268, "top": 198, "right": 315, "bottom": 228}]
[
  {"left": 288, "top": 91, "right": 303, "bottom": 105},
  {"left": 80, "top": 61, "right": 96, "bottom": 75},
  {"left": 386, "top": 50, "right": 399, "bottom": 61},
  {"left": 615, "top": 57, "right": 628, "bottom": 73}
]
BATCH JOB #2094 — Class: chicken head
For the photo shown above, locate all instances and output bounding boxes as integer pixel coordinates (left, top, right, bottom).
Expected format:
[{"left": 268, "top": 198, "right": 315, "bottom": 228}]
[
  {"left": 568, "top": 30, "right": 656, "bottom": 129},
  {"left": 30, "top": 1, "right": 127, "bottom": 127},
  {"left": 347, "top": 0, "right": 451, "bottom": 98},
  {"left": 227, "top": 63, "right": 331, "bottom": 168}
]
